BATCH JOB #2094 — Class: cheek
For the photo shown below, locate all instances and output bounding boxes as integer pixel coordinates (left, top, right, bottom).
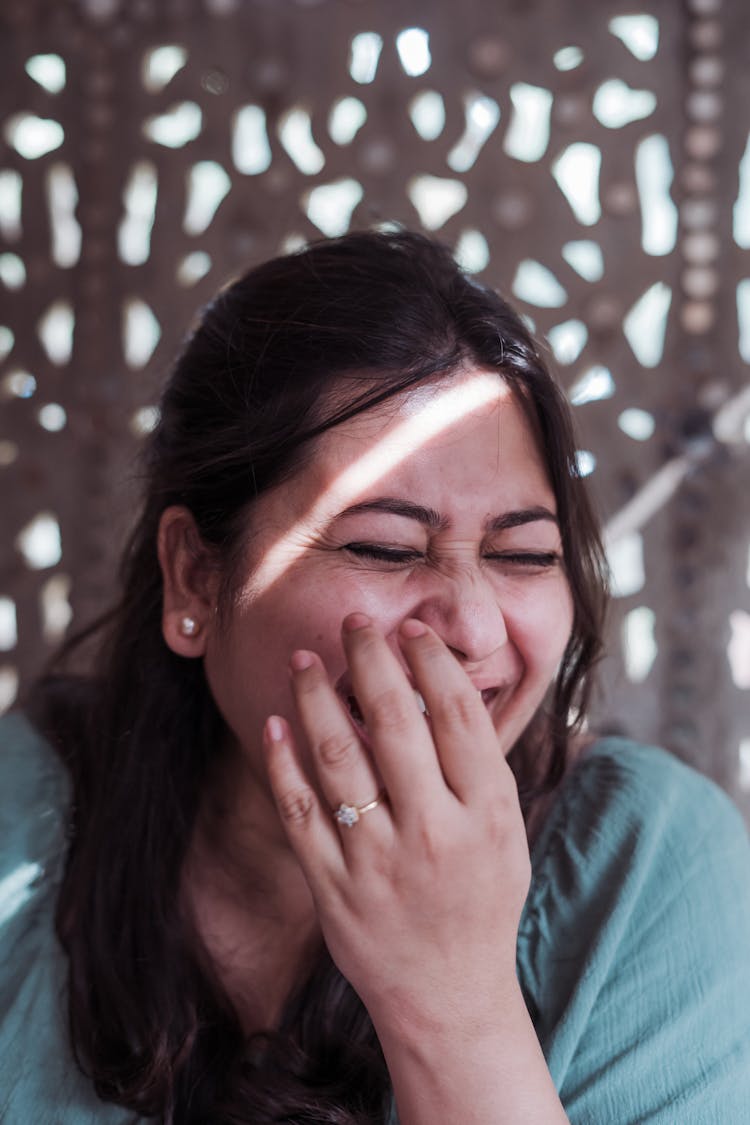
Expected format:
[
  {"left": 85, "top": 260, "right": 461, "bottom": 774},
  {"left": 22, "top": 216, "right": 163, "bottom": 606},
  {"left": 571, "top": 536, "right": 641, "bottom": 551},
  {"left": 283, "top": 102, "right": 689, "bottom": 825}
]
[
  {"left": 298, "top": 576, "right": 412, "bottom": 646},
  {"left": 509, "top": 581, "right": 574, "bottom": 669}
]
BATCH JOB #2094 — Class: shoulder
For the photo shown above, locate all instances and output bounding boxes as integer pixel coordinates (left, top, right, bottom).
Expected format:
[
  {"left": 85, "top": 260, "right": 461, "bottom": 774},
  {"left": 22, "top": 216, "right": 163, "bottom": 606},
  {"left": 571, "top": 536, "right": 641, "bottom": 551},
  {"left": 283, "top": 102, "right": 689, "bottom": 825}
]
[
  {"left": 563, "top": 734, "right": 742, "bottom": 825},
  {"left": 0, "top": 714, "right": 137, "bottom": 1123},
  {"left": 540, "top": 736, "right": 746, "bottom": 867},
  {"left": 0, "top": 709, "right": 71, "bottom": 883},
  {"left": 523, "top": 736, "right": 750, "bottom": 955},
  {"left": 519, "top": 738, "right": 750, "bottom": 1121},
  {"left": 0, "top": 711, "right": 71, "bottom": 1003}
]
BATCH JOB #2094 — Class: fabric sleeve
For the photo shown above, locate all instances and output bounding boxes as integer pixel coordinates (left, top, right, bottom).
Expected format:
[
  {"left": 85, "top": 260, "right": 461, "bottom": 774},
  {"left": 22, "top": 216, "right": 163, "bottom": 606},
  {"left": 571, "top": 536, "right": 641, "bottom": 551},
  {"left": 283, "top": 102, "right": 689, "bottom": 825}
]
[
  {"left": 0, "top": 710, "right": 71, "bottom": 1013},
  {"left": 519, "top": 741, "right": 750, "bottom": 1125},
  {"left": 0, "top": 713, "right": 142, "bottom": 1123}
]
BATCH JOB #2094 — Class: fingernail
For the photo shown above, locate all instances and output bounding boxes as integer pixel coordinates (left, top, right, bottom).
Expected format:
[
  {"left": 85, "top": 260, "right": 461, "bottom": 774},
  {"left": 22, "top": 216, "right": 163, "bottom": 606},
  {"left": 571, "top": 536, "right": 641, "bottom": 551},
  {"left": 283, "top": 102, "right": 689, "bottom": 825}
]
[
  {"left": 266, "top": 715, "right": 285, "bottom": 742},
  {"left": 290, "top": 650, "right": 315, "bottom": 672},
  {"left": 343, "top": 612, "right": 371, "bottom": 633},
  {"left": 400, "top": 618, "right": 428, "bottom": 638}
]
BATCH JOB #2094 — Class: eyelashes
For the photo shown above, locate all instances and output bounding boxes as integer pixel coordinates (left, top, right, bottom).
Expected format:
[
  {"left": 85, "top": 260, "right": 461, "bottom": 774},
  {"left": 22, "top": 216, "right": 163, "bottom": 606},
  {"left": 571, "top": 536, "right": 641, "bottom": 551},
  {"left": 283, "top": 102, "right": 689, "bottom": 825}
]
[
  {"left": 486, "top": 551, "right": 560, "bottom": 568},
  {"left": 344, "top": 543, "right": 561, "bottom": 569},
  {"left": 345, "top": 544, "right": 421, "bottom": 564}
]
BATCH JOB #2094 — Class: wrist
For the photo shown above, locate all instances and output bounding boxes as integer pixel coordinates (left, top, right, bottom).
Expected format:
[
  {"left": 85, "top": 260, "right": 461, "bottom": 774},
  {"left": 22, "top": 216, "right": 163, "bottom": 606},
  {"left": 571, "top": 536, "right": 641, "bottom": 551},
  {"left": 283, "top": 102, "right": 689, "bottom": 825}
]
[
  {"left": 373, "top": 982, "right": 567, "bottom": 1125},
  {"left": 372, "top": 973, "right": 528, "bottom": 1059}
]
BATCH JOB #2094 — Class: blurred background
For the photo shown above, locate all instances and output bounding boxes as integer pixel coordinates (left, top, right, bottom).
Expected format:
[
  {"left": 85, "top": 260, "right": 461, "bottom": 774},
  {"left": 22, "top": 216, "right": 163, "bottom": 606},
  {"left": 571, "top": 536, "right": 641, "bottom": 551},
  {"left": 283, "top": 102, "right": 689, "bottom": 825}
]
[{"left": 1, "top": 0, "right": 748, "bottom": 817}]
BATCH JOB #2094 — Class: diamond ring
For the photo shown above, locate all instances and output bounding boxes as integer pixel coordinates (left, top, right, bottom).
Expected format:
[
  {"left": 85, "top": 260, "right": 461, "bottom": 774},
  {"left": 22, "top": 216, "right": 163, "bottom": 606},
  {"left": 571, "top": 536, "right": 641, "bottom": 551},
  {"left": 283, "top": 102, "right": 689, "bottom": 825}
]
[{"left": 333, "top": 789, "right": 386, "bottom": 828}]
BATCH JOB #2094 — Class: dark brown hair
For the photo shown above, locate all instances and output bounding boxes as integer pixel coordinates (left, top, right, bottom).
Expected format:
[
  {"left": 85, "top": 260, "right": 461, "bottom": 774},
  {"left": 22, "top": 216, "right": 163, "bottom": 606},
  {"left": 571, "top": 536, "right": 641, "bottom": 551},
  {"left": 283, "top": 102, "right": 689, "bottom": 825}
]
[{"left": 29, "top": 230, "right": 608, "bottom": 1123}]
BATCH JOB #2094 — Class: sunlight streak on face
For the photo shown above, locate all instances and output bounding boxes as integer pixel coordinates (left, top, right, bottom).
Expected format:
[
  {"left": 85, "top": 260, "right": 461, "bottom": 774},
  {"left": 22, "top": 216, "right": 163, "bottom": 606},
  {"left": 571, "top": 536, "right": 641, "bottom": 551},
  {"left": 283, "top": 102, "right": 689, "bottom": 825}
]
[{"left": 246, "top": 371, "right": 509, "bottom": 596}]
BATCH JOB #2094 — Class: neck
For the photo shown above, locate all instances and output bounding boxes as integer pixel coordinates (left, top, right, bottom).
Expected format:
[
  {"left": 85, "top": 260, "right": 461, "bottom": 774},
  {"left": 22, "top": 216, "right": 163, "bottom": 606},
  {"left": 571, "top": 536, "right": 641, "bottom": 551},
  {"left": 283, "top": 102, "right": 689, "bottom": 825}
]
[{"left": 183, "top": 742, "right": 320, "bottom": 1031}]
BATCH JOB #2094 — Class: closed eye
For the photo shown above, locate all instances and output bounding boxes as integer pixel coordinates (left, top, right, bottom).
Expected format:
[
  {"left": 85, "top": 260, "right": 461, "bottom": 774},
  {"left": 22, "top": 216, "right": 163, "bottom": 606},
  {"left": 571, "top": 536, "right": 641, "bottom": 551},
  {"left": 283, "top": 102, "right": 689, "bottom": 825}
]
[
  {"left": 345, "top": 545, "right": 560, "bottom": 568},
  {"left": 344, "top": 543, "right": 422, "bottom": 564},
  {"left": 486, "top": 551, "right": 561, "bottom": 568}
]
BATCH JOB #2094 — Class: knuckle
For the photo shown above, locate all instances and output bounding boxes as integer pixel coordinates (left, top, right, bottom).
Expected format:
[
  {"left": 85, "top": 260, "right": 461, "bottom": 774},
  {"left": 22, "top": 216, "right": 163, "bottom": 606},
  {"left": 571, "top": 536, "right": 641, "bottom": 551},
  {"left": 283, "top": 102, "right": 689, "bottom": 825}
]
[
  {"left": 316, "top": 731, "right": 356, "bottom": 768},
  {"left": 415, "top": 822, "right": 443, "bottom": 863},
  {"left": 354, "top": 630, "right": 381, "bottom": 658},
  {"left": 367, "top": 686, "right": 412, "bottom": 735},
  {"left": 412, "top": 814, "right": 467, "bottom": 869},
  {"left": 419, "top": 635, "right": 445, "bottom": 663},
  {"left": 484, "top": 805, "right": 512, "bottom": 844},
  {"left": 277, "top": 787, "right": 316, "bottom": 826},
  {"left": 432, "top": 689, "right": 479, "bottom": 732}
]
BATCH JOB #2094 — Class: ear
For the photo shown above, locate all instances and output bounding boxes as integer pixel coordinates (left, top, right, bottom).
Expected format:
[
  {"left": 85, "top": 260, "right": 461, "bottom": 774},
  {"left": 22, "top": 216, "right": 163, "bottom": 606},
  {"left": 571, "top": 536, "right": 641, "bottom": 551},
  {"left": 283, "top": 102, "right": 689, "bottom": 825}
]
[{"left": 157, "top": 506, "right": 222, "bottom": 658}]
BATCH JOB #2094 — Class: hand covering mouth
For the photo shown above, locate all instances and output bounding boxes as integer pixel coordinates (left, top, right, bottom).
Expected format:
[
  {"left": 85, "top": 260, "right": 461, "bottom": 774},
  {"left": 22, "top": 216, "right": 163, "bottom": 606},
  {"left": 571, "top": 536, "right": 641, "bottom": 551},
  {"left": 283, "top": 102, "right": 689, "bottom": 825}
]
[
  {"left": 336, "top": 680, "right": 499, "bottom": 730},
  {"left": 338, "top": 686, "right": 428, "bottom": 728},
  {"left": 336, "top": 679, "right": 430, "bottom": 730}
]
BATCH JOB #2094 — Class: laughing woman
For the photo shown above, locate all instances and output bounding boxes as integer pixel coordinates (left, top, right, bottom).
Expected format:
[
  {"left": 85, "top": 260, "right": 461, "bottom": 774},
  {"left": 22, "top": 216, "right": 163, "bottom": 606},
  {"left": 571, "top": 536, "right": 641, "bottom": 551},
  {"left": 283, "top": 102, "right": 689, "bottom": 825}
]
[{"left": 3, "top": 230, "right": 750, "bottom": 1123}]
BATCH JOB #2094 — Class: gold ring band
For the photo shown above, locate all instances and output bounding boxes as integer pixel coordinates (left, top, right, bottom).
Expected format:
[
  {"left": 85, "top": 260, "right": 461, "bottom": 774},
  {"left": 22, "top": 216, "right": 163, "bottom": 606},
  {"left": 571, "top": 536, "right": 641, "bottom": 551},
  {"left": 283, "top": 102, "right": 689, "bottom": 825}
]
[{"left": 333, "top": 789, "right": 386, "bottom": 828}]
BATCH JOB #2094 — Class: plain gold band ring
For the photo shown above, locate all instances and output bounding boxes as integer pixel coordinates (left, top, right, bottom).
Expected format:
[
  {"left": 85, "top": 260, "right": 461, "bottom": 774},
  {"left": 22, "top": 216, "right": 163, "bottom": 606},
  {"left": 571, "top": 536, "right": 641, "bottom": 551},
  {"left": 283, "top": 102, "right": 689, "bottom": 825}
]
[{"left": 333, "top": 789, "right": 386, "bottom": 829}]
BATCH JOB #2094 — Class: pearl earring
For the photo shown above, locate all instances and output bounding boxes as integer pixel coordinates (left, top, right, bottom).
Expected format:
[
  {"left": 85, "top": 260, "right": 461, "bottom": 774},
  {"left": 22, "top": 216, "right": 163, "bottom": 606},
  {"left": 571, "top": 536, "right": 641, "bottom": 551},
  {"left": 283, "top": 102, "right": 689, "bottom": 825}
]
[{"left": 180, "top": 616, "right": 198, "bottom": 637}]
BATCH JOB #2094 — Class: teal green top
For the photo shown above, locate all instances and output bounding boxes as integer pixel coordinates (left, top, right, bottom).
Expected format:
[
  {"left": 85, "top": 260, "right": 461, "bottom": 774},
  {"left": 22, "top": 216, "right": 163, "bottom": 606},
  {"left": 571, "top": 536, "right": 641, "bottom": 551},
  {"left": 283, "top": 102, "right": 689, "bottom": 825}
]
[{"left": 2, "top": 711, "right": 750, "bottom": 1123}]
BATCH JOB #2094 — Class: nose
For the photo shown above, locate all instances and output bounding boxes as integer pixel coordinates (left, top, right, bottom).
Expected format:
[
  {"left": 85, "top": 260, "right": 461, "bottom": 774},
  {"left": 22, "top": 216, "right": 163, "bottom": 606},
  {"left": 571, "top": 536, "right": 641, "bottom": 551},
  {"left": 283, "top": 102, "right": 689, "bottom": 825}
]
[{"left": 411, "top": 568, "right": 508, "bottom": 665}]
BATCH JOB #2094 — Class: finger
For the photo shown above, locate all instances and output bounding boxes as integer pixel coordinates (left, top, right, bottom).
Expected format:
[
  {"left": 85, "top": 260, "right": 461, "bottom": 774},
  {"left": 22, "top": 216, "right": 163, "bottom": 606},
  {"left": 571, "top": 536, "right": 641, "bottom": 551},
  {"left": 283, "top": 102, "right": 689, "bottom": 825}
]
[
  {"left": 398, "top": 619, "right": 512, "bottom": 805},
  {"left": 342, "top": 614, "right": 448, "bottom": 815},
  {"left": 289, "top": 649, "right": 390, "bottom": 839},
  {"left": 262, "top": 713, "right": 346, "bottom": 882}
]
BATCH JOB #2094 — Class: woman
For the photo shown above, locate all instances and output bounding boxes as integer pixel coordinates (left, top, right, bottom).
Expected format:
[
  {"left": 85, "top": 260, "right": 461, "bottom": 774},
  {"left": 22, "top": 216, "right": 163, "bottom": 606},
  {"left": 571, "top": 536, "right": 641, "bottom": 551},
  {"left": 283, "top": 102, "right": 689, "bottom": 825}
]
[{"left": 2, "top": 230, "right": 750, "bottom": 1123}]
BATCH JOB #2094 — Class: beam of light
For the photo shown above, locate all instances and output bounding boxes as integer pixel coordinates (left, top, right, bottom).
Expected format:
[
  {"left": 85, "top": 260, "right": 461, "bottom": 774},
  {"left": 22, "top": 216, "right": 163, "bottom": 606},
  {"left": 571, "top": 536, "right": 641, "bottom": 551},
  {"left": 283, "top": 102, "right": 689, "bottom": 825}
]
[
  {"left": 603, "top": 456, "right": 690, "bottom": 546},
  {"left": 247, "top": 373, "right": 509, "bottom": 598},
  {"left": 712, "top": 381, "right": 750, "bottom": 444},
  {"left": 605, "top": 379, "right": 748, "bottom": 543}
]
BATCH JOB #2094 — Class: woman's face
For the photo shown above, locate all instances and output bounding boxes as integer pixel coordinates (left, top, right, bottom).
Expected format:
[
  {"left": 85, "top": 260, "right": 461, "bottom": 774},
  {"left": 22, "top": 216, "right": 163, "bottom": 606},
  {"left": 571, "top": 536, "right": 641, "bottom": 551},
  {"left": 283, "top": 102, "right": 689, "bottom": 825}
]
[{"left": 203, "top": 368, "right": 574, "bottom": 785}]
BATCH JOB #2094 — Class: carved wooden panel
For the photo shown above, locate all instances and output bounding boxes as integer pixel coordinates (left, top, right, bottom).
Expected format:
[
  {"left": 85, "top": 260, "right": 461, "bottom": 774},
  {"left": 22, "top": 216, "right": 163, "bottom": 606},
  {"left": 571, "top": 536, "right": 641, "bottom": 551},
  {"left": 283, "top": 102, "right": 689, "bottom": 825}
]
[{"left": 1, "top": 0, "right": 748, "bottom": 816}]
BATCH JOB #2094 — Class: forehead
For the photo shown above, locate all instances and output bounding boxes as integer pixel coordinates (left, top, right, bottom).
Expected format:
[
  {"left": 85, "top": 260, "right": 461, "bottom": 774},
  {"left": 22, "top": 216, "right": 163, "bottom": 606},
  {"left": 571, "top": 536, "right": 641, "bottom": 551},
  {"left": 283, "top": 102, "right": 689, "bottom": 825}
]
[{"left": 301, "top": 369, "right": 553, "bottom": 514}]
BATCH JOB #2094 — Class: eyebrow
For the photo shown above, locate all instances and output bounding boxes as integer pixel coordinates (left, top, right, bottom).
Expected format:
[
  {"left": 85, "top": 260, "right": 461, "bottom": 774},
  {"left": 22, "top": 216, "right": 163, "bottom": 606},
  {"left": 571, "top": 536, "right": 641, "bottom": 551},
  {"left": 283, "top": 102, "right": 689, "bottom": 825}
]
[
  {"left": 488, "top": 506, "right": 559, "bottom": 531},
  {"left": 338, "top": 498, "right": 558, "bottom": 531}
]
